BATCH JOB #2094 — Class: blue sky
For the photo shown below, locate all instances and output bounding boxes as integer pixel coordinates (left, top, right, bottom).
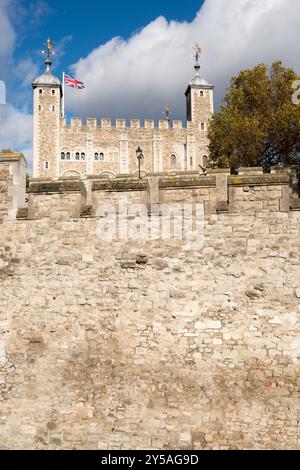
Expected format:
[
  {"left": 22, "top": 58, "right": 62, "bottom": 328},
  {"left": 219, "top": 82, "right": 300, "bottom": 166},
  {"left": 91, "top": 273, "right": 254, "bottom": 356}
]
[
  {"left": 7, "top": 0, "right": 204, "bottom": 111},
  {"left": 1, "top": 0, "right": 300, "bottom": 169},
  {"left": 19, "top": 0, "right": 204, "bottom": 69}
]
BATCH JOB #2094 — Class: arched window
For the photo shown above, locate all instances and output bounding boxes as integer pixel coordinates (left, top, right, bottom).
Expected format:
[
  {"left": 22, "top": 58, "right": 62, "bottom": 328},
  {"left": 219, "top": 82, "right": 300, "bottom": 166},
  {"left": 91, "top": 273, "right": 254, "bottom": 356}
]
[
  {"left": 200, "top": 91, "right": 204, "bottom": 97},
  {"left": 75, "top": 152, "right": 80, "bottom": 161},
  {"left": 61, "top": 152, "right": 65, "bottom": 160},
  {"left": 94, "top": 153, "right": 99, "bottom": 161},
  {"left": 201, "top": 122, "right": 205, "bottom": 131},
  {"left": 39, "top": 89, "right": 42, "bottom": 95},
  {"left": 66, "top": 152, "right": 71, "bottom": 160},
  {"left": 38, "top": 105, "right": 42, "bottom": 111},
  {"left": 52, "top": 90, "right": 55, "bottom": 95},
  {"left": 52, "top": 106, "right": 55, "bottom": 112},
  {"left": 170, "top": 155, "right": 176, "bottom": 166},
  {"left": 81, "top": 152, "right": 86, "bottom": 160},
  {"left": 99, "top": 152, "right": 104, "bottom": 161},
  {"left": 203, "top": 155, "right": 209, "bottom": 167}
]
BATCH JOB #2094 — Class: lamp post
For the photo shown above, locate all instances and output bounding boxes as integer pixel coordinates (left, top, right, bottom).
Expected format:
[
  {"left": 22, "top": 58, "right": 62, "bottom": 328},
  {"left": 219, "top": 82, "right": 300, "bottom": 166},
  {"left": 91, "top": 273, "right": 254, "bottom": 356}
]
[{"left": 136, "top": 147, "right": 143, "bottom": 179}]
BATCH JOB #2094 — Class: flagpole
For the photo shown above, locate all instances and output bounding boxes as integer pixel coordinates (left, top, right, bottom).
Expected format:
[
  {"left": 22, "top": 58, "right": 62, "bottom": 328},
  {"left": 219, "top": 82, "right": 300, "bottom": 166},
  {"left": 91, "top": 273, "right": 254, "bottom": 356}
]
[{"left": 62, "top": 72, "right": 65, "bottom": 118}]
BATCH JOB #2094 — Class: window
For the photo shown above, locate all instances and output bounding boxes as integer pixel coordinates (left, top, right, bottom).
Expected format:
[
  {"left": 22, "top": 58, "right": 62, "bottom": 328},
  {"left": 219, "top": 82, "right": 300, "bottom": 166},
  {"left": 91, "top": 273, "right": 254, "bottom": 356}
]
[
  {"left": 201, "top": 122, "right": 205, "bottom": 131},
  {"left": 66, "top": 152, "right": 71, "bottom": 160},
  {"left": 52, "top": 106, "right": 55, "bottom": 112},
  {"left": 52, "top": 90, "right": 55, "bottom": 95},
  {"left": 75, "top": 152, "right": 80, "bottom": 161},
  {"left": 81, "top": 153, "right": 86, "bottom": 161},
  {"left": 38, "top": 105, "right": 42, "bottom": 111},
  {"left": 99, "top": 152, "right": 104, "bottom": 161},
  {"left": 61, "top": 152, "right": 65, "bottom": 160},
  {"left": 190, "top": 157, "right": 193, "bottom": 167},
  {"left": 203, "top": 155, "right": 209, "bottom": 167},
  {"left": 94, "top": 153, "right": 99, "bottom": 161},
  {"left": 44, "top": 161, "right": 50, "bottom": 170},
  {"left": 170, "top": 155, "right": 176, "bottom": 166},
  {"left": 39, "top": 89, "right": 42, "bottom": 95},
  {"left": 200, "top": 91, "right": 204, "bottom": 97}
]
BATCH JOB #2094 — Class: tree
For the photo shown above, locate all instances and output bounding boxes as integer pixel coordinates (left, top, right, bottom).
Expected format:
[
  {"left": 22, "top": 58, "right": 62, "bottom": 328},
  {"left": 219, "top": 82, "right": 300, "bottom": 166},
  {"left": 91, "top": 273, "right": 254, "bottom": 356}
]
[{"left": 208, "top": 62, "right": 300, "bottom": 169}]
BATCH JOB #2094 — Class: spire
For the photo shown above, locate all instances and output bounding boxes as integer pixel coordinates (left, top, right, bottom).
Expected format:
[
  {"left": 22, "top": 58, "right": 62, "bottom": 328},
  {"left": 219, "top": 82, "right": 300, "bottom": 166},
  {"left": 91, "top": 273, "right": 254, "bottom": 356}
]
[
  {"left": 189, "top": 44, "right": 212, "bottom": 87},
  {"left": 193, "top": 43, "right": 202, "bottom": 78},
  {"left": 43, "top": 38, "right": 54, "bottom": 73},
  {"left": 32, "top": 38, "right": 60, "bottom": 87}
]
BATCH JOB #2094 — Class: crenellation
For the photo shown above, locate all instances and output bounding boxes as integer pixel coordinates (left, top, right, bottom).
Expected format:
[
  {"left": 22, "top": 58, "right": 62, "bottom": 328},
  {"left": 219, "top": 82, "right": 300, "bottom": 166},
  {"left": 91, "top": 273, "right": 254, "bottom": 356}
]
[
  {"left": 173, "top": 120, "right": 183, "bottom": 129},
  {"left": 158, "top": 119, "right": 169, "bottom": 129},
  {"left": 101, "top": 117, "right": 112, "bottom": 128},
  {"left": 71, "top": 117, "right": 82, "bottom": 127},
  {"left": 86, "top": 118, "right": 97, "bottom": 127},
  {"left": 144, "top": 119, "right": 154, "bottom": 129},
  {"left": 130, "top": 119, "right": 141, "bottom": 129},
  {"left": 116, "top": 118, "right": 126, "bottom": 128}
]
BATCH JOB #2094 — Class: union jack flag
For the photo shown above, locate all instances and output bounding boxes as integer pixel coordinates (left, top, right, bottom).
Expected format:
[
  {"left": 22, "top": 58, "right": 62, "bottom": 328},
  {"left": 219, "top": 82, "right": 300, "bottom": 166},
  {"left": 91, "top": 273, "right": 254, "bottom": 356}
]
[{"left": 64, "top": 74, "right": 85, "bottom": 89}]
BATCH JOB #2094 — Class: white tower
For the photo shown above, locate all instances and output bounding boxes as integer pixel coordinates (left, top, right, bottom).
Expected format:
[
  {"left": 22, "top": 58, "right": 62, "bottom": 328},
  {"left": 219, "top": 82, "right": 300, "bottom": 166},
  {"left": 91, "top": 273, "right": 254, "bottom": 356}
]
[{"left": 32, "top": 40, "right": 62, "bottom": 179}]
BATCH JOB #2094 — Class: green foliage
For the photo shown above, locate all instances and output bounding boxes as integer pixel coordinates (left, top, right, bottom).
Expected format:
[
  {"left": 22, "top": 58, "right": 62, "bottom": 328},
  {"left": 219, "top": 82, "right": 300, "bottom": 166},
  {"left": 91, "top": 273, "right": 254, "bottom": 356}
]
[{"left": 208, "top": 62, "right": 300, "bottom": 169}]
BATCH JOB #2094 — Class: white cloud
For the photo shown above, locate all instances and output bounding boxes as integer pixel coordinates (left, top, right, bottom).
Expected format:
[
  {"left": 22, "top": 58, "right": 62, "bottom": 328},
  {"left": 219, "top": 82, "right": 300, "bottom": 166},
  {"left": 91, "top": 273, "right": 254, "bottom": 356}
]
[
  {"left": 68, "top": 0, "right": 300, "bottom": 121},
  {"left": 0, "top": 0, "right": 16, "bottom": 80},
  {"left": 0, "top": 104, "right": 32, "bottom": 150},
  {"left": 0, "top": 0, "right": 33, "bottom": 170}
]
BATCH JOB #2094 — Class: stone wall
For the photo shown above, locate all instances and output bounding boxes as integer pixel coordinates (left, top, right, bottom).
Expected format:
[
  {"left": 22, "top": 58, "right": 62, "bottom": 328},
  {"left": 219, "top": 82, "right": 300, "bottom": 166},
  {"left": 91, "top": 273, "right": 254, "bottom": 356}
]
[
  {"left": 1, "top": 160, "right": 300, "bottom": 450},
  {"left": 58, "top": 118, "right": 210, "bottom": 179}
]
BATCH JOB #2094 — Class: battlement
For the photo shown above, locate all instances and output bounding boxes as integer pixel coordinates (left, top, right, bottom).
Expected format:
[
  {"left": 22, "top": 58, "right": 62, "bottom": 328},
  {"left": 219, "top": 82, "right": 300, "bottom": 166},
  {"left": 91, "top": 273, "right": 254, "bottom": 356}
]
[
  {"left": 61, "top": 117, "right": 187, "bottom": 130},
  {"left": 2, "top": 154, "right": 300, "bottom": 222},
  {"left": 24, "top": 166, "right": 300, "bottom": 220}
]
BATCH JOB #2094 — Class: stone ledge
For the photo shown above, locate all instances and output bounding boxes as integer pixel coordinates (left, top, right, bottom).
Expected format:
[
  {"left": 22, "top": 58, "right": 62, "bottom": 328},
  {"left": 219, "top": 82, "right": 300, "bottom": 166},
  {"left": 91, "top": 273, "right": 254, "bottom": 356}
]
[
  {"left": 92, "top": 179, "right": 147, "bottom": 192},
  {"left": 159, "top": 176, "right": 216, "bottom": 189},
  {"left": 29, "top": 180, "right": 84, "bottom": 194},
  {"left": 228, "top": 174, "right": 289, "bottom": 186}
]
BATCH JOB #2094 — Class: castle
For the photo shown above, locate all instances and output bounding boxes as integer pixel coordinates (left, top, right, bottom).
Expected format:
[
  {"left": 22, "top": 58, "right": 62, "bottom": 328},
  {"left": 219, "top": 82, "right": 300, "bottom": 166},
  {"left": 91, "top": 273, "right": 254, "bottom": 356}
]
[
  {"left": 2, "top": 42, "right": 300, "bottom": 451},
  {"left": 32, "top": 47, "right": 214, "bottom": 180}
]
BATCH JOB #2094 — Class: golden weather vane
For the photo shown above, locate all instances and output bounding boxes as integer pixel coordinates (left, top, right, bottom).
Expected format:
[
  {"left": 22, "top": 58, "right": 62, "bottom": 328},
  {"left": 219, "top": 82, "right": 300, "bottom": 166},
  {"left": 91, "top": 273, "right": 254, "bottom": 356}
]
[
  {"left": 192, "top": 43, "right": 202, "bottom": 63},
  {"left": 42, "top": 38, "right": 55, "bottom": 60}
]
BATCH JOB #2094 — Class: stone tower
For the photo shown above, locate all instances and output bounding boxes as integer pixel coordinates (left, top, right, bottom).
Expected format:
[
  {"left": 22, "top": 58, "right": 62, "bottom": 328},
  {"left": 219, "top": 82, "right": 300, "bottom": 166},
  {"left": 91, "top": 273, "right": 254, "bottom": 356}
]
[
  {"left": 185, "top": 51, "right": 214, "bottom": 130},
  {"left": 32, "top": 43, "right": 62, "bottom": 179}
]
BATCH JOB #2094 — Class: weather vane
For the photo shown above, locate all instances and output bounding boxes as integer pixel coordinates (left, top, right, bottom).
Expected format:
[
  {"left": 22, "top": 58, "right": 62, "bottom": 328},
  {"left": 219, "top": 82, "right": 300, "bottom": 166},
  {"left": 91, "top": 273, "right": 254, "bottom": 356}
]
[
  {"left": 163, "top": 104, "right": 172, "bottom": 122},
  {"left": 192, "top": 43, "right": 202, "bottom": 64},
  {"left": 42, "top": 38, "right": 54, "bottom": 60}
]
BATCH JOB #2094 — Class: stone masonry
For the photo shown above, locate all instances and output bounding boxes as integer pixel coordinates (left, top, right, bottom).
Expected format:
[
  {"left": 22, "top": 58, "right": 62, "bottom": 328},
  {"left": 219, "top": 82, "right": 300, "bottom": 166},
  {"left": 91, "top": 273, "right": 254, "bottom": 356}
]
[{"left": 1, "top": 154, "right": 300, "bottom": 450}]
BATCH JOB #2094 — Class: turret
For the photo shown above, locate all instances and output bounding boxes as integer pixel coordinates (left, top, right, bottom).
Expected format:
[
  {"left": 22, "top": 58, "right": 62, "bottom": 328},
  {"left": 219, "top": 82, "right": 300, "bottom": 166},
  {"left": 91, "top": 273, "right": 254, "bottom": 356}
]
[
  {"left": 185, "top": 45, "right": 214, "bottom": 130},
  {"left": 32, "top": 39, "right": 62, "bottom": 179}
]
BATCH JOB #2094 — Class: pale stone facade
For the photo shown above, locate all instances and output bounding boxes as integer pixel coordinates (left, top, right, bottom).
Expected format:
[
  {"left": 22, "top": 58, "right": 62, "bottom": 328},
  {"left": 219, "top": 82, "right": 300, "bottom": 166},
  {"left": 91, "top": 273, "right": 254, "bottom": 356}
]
[
  {"left": 32, "top": 58, "right": 214, "bottom": 180},
  {"left": 1, "top": 154, "right": 300, "bottom": 449}
]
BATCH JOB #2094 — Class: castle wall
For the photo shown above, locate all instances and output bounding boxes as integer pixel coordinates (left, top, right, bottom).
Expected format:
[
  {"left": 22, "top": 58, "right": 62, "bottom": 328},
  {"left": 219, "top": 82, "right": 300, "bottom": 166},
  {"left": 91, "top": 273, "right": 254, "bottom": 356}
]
[
  {"left": 58, "top": 119, "right": 210, "bottom": 178},
  {"left": 1, "top": 161, "right": 300, "bottom": 450}
]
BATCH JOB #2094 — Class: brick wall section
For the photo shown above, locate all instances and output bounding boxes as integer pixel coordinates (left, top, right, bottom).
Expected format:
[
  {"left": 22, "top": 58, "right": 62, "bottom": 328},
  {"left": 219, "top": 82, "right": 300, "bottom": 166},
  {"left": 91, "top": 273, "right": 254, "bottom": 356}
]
[{"left": 1, "top": 164, "right": 300, "bottom": 449}]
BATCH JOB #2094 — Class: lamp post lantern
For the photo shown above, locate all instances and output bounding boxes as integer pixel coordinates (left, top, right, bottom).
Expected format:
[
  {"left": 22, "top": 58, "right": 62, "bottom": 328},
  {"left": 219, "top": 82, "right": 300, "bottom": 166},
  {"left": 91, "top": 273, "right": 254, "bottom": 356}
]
[{"left": 136, "top": 147, "right": 144, "bottom": 179}]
